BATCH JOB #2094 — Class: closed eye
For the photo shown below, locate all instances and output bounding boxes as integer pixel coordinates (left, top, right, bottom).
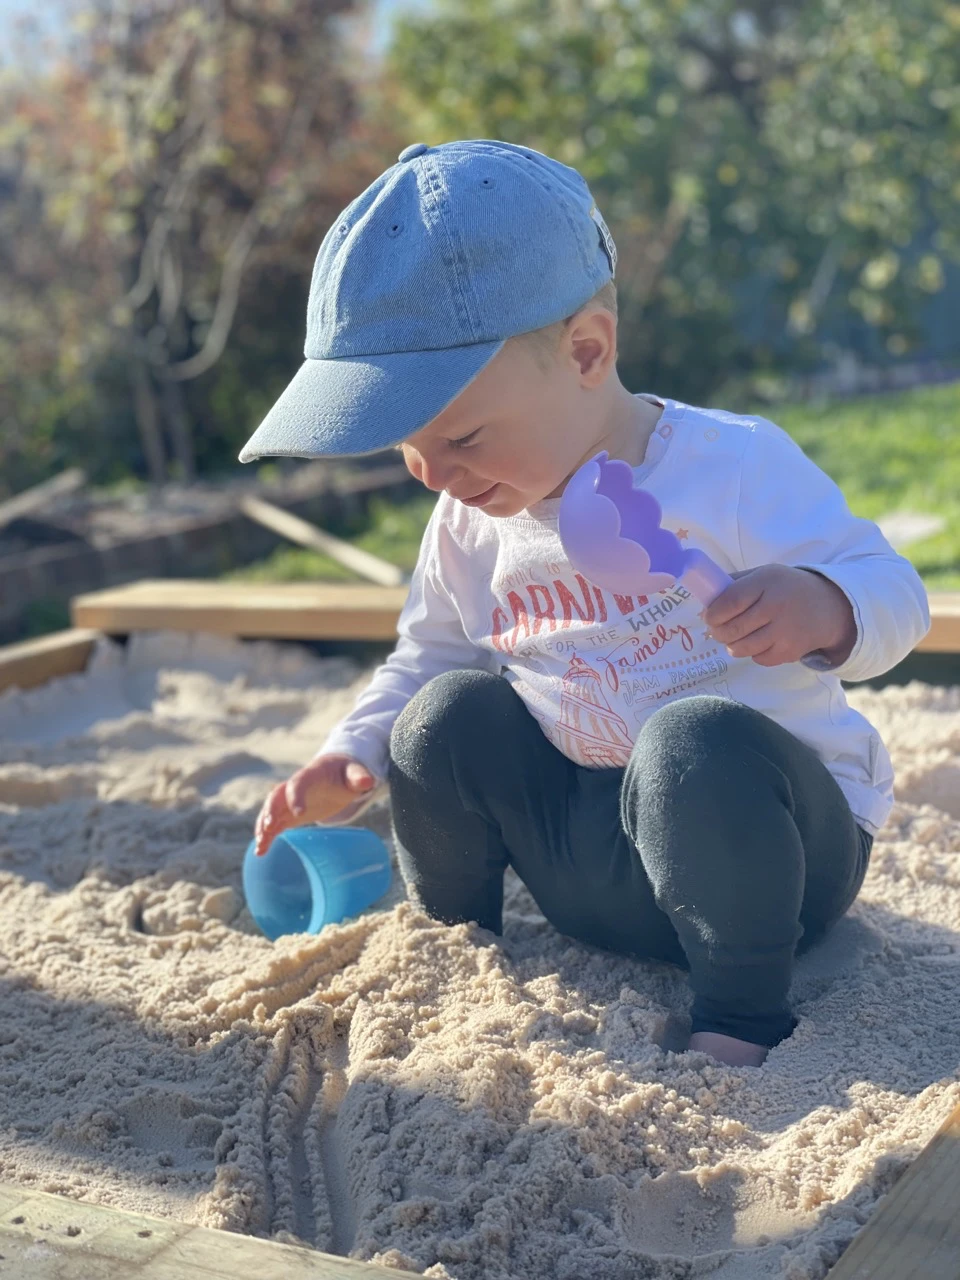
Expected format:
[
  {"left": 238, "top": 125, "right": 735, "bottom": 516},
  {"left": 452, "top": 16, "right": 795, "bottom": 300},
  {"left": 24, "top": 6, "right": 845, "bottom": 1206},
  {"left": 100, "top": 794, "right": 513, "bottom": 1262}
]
[{"left": 448, "top": 428, "right": 482, "bottom": 449}]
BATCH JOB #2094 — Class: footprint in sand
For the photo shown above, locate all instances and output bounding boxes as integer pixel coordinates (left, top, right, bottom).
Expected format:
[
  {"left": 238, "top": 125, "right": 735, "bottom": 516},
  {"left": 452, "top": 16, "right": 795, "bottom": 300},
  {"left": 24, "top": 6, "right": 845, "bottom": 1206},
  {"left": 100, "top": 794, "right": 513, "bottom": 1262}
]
[
  {"left": 118, "top": 1092, "right": 225, "bottom": 1169},
  {"left": 570, "top": 1167, "right": 815, "bottom": 1260}
]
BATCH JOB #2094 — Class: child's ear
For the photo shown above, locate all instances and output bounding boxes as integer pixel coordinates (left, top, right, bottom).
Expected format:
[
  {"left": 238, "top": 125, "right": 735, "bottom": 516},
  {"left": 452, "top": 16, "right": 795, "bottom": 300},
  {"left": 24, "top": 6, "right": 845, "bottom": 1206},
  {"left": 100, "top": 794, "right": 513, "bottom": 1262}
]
[{"left": 566, "top": 306, "right": 617, "bottom": 386}]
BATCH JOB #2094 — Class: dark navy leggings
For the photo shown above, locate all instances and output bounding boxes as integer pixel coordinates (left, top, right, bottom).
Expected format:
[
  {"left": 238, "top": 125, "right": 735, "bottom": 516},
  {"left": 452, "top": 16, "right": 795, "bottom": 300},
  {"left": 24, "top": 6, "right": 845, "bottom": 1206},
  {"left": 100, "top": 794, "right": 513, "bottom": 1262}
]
[{"left": 387, "top": 670, "right": 873, "bottom": 1048}]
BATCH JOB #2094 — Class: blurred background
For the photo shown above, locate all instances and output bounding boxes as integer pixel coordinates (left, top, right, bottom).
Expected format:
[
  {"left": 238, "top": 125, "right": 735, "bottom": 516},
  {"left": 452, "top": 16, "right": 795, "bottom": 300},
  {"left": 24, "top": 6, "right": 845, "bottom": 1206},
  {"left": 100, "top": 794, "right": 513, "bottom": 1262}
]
[{"left": 1, "top": 0, "right": 958, "bottom": 642}]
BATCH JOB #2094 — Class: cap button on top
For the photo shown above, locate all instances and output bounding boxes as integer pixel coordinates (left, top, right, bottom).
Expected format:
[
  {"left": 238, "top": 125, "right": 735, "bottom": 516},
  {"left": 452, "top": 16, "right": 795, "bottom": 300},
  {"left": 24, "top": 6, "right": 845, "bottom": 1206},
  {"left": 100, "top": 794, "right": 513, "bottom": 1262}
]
[{"left": 398, "top": 142, "right": 430, "bottom": 162}]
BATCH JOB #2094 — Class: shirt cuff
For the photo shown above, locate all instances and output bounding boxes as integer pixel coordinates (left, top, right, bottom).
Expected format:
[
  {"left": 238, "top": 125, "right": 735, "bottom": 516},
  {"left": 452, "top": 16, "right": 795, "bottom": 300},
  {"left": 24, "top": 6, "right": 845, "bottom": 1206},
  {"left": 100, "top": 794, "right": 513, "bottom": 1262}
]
[
  {"left": 795, "top": 564, "right": 867, "bottom": 676},
  {"left": 314, "top": 730, "right": 389, "bottom": 784}
]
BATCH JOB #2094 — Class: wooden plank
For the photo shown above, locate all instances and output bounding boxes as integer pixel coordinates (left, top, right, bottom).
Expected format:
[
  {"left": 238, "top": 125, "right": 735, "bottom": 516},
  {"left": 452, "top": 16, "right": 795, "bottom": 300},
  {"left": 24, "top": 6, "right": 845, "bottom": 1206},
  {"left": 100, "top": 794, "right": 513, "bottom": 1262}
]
[
  {"left": 915, "top": 592, "right": 960, "bottom": 654},
  {"left": 240, "top": 496, "right": 407, "bottom": 587},
  {"left": 71, "top": 582, "right": 960, "bottom": 653},
  {"left": 0, "top": 1181, "right": 411, "bottom": 1278},
  {"left": 827, "top": 1100, "right": 960, "bottom": 1279},
  {"left": 72, "top": 581, "right": 408, "bottom": 641},
  {"left": 0, "top": 464, "right": 418, "bottom": 638},
  {"left": 0, "top": 468, "right": 85, "bottom": 529},
  {"left": 0, "top": 628, "right": 100, "bottom": 694},
  {"left": 330, "top": 462, "right": 413, "bottom": 495}
]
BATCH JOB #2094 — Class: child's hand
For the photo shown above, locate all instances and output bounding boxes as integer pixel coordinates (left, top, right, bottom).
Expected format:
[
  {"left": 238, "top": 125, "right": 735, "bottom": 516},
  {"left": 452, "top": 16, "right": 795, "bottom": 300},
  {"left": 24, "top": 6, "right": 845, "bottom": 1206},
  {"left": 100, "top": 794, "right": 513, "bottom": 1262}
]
[
  {"left": 253, "top": 755, "right": 378, "bottom": 857},
  {"left": 702, "top": 565, "right": 857, "bottom": 668}
]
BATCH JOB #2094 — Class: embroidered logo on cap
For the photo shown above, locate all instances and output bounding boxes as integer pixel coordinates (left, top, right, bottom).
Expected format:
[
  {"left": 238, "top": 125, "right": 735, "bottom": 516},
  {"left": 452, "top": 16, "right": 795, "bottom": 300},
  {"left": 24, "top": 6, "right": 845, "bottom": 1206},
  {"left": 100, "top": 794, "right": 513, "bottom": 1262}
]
[{"left": 590, "top": 202, "right": 618, "bottom": 276}]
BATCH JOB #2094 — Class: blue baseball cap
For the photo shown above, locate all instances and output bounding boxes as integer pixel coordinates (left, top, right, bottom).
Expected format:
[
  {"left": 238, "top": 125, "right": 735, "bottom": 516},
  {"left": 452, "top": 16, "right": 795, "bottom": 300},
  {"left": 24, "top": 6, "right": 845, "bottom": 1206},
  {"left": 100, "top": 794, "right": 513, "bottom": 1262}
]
[{"left": 238, "top": 139, "right": 617, "bottom": 461}]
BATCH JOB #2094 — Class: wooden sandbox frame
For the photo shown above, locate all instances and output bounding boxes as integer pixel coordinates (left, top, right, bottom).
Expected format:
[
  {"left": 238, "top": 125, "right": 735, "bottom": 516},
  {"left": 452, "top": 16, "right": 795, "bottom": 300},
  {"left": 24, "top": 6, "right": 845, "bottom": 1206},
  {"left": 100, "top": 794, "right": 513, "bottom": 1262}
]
[
  {"left": 0, "top": 1181, "right": 415, "bottom": 1278},
  {"left": 0, "top": 586, "right": 958, "bottom": 1277}
]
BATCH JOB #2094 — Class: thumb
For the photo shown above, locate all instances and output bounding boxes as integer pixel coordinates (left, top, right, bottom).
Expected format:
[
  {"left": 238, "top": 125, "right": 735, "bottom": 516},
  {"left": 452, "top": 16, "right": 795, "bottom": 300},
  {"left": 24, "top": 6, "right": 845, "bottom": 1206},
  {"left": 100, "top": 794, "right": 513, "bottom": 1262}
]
[{"left": 344, "top": 762, "right": 375, "bottom": 791}]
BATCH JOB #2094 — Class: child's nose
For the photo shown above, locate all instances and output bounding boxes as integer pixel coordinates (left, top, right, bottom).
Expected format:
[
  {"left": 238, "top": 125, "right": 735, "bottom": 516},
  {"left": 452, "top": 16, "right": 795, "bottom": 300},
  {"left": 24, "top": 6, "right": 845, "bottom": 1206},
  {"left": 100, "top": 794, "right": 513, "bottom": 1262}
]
[{"left": 412, "top": 450, "right": 465, "bottom": 494}]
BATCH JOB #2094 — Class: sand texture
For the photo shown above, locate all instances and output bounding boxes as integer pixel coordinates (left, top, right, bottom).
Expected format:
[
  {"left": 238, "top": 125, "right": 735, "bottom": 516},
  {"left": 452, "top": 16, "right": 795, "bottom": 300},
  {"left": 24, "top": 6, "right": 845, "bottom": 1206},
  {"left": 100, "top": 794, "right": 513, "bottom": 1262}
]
[{"left": 0, "top": 631, "right": 958, "bottom": 1279}]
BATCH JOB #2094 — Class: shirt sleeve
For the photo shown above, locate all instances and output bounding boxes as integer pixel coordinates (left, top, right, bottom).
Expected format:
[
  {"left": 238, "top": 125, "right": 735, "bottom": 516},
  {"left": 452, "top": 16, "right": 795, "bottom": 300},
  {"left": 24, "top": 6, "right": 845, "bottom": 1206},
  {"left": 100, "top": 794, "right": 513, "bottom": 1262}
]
[
  {"left": 316, "top": 500, "right": 500, "bottom": 780},
  {"left": 735, "top": 426, "right": 931, "bottom": 682}
]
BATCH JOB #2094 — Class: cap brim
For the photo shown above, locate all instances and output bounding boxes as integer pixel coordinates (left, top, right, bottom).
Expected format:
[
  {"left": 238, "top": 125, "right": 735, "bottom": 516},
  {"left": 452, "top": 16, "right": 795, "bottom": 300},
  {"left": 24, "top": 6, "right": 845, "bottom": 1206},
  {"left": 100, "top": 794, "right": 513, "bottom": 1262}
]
[{"left": 238, "top": 340, "right": 505, "bottom": 462}]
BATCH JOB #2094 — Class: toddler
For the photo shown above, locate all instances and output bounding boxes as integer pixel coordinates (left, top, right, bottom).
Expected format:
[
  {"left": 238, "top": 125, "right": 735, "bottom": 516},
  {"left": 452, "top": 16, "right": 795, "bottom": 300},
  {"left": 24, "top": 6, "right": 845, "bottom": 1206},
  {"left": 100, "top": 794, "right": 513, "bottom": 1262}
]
[{"left": 241, "top": 140, "right": 930, "bottom": 1068}]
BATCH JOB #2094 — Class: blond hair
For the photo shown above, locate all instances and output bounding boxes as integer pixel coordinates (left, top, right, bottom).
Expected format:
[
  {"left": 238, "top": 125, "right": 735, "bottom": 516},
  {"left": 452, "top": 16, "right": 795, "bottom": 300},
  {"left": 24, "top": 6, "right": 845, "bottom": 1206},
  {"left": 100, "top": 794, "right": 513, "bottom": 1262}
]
[{"left": 510, "top": 279, "right": 618, "bottom": 371}]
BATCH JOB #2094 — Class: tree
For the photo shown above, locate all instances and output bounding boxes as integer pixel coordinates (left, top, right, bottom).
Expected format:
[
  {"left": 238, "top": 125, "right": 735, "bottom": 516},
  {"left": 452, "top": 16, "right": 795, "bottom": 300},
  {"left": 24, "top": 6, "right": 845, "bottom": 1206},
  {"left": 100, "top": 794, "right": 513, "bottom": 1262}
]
[
  {"left": 0, "top": 0, "right": 385, "bottom": 490},
  {"left": 383, "top": 0, "right": 960, "bottom": 402},
  {"left": 760, "top": 0, "right": 960, "bottom": 350}
]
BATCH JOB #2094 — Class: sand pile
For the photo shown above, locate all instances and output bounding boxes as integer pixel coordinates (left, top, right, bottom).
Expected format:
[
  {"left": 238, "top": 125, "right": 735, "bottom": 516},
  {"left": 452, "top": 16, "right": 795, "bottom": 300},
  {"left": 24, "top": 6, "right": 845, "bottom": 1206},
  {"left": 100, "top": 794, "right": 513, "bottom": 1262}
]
[{"left": 0, "top": 631, "right": 958, "bottom": 1279}]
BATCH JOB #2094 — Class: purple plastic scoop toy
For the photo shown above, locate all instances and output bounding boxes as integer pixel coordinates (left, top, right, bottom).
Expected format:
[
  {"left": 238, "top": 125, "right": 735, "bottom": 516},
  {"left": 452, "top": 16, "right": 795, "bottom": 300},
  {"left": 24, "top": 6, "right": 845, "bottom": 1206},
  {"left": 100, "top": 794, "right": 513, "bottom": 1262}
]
[{"left": 558, "top": 451, "right": 734, "bottom": 605}]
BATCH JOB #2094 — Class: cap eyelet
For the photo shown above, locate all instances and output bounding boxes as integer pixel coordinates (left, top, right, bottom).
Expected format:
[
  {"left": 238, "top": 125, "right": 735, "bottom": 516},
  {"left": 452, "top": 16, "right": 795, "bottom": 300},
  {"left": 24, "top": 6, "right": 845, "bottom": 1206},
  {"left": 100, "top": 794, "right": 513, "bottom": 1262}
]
[
  {"left": 386, "top": 221, "right": 404, "bottom": 238},
  {"left": 337, "top": 223, "right": 349, "bottom": 236},
  {"left": 480, "top": 176, "right": 494, "bottom": 188}
]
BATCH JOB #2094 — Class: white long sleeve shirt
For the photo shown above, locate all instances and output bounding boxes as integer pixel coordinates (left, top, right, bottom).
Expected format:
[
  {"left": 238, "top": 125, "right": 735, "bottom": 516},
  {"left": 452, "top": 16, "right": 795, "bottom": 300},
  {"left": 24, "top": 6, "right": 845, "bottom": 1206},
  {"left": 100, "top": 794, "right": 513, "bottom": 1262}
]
[{"left": 319, "top": 395, "right": 931, "bottom": 836}]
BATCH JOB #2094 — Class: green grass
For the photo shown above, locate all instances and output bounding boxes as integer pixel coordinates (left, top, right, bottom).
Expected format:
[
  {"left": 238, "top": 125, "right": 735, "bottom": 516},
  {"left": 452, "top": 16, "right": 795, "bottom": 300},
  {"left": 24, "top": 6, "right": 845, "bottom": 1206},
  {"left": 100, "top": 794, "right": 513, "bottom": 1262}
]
[
  {"left": 225, "top": 493, "right": 438, "bottom": 584},
  {"left": 773, "top": 381, "right": 960, "bottom": 589},
  {"left": 226, "top": 381, "right": 960, "bottom": 590}
]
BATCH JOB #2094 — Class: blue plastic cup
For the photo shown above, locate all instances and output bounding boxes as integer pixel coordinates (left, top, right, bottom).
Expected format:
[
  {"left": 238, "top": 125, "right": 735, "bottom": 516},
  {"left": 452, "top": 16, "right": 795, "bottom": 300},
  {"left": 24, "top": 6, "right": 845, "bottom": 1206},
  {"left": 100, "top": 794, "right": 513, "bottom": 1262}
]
[{"left": 242, "top": 825, "right": 392, "bottom": 941}]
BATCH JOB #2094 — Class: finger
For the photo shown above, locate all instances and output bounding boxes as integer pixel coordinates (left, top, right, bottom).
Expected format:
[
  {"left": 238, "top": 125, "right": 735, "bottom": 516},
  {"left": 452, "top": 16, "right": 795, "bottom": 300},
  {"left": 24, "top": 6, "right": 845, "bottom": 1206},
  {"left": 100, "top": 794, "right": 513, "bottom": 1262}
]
[
  {"left": 751, "top": 643, "right": 788, "bottom": 667},
  {"left": 711, "top": 597, "right": 772, "bottom": 646},
  {"left": 703, "top": 574, "right": 764, "bottom": 627},
  {"left": 255, "top": 799, "right": 274, "bottom": 851},
  {"left": 724, "top": 621, "right": 777, "bottom": 660},
  {"left": 267, "top": 784, "right": 287, "bottom": 824},
  {"left": 254, "top": 793, "right": 273, "bottom": 843},
  {"left": 285, "top": 774, "right": 306, "bottom": 817},
  {"left": 254, "top": 806, "right": 272, "bottom": 856},
  {"left": 345, "top": 762, "right": 375, "bottom": 791},
  {"left": 256, "top": 786, "right": 286, "bottom": 853}
]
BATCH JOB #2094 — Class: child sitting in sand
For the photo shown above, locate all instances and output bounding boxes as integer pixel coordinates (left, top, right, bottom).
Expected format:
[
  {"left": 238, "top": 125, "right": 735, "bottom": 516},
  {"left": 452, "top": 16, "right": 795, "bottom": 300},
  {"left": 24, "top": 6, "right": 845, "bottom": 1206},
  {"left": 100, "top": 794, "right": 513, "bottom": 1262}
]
[{"left": 242, "top": 140, "right": 930, "bottom": 1069}]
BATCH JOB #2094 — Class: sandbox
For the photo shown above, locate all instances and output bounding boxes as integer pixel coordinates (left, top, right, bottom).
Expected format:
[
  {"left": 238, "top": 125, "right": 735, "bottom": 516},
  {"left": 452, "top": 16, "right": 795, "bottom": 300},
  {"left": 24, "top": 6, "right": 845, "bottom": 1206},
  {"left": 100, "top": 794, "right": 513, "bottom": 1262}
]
[{"left": 0, "top": 631, "right": 958, "bottom": 1279}]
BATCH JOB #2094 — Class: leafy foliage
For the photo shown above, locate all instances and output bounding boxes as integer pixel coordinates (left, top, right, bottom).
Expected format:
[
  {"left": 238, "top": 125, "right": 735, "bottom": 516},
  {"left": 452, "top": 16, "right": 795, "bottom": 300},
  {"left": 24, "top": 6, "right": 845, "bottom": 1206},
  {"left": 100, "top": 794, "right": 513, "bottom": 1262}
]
[
  {"left": 1, "top": 0, "right": 958, "bottom": 498},
  {"left": 384, "top": 0, "right": 960, "bottom": 401},
  {"left": 0, "top": 0, "right": 394, "bottom": 493}
]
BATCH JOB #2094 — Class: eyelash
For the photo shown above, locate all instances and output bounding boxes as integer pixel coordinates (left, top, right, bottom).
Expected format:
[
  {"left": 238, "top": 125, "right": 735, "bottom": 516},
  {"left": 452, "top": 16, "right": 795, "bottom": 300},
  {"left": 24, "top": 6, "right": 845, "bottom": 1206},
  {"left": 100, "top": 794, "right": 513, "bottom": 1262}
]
[
  {"left": 395, "top": 430, "right": 481, "bottom": 453},
  {"left": 449, "top": 430, "right": 481, "bottom": 449}
]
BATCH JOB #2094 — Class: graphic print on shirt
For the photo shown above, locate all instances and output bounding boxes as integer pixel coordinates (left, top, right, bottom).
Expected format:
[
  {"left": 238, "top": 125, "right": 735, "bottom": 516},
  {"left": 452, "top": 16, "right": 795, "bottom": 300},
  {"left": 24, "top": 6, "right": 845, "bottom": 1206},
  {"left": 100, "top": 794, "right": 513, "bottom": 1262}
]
[
  {"left": 554, "top": 653, "right": 635, "bottom": 767},
  {"left": 487, "top": 564, "right": 730, "bottom": 767}
]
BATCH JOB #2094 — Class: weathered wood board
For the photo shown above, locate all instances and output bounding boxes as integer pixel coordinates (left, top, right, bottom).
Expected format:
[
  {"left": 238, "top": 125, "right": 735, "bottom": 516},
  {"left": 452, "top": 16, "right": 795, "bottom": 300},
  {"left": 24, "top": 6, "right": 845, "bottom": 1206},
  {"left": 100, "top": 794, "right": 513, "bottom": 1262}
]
[
  {"left": 0, "top": 1182, "right": 413, "bottom": 1278},
  {"left": 71, "top": 581, "right": 960, "bottom": 652},
  {"left": 0, "top": 468, "right": 86, "bottom": 529},
  {"left": 914, "top": 591, "right": 960, "bottom": 653},
  {"left": 0, "top": 628, "right": 101, "bottom": 695},
  {"left": 239, "top": 495, "right": 408, "bottom": 587},
  {"left": 826, "top": 1099, "right": 960, "bottom": 1279},
  {"left": 71, "top": 581, "right": 409, "bottom": 641}
]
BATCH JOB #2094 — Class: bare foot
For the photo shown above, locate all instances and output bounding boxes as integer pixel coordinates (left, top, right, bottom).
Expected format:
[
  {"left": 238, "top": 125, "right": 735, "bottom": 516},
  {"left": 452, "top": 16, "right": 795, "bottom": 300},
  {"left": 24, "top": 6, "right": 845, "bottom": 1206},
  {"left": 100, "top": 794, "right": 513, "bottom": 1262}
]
[{"left": 687, "top": 1031, "right": 768, "bottom": 1067}]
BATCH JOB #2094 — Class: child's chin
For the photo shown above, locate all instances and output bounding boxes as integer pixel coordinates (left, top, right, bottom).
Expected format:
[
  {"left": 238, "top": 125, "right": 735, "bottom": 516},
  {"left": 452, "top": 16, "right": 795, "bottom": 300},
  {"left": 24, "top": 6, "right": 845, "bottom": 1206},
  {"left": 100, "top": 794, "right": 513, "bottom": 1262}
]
[
  {"left": 478, "top": 485, "right": 550, "bottom": 517},
  {"left": 483, "top": 491, "right": 522, "bottom": 517}
]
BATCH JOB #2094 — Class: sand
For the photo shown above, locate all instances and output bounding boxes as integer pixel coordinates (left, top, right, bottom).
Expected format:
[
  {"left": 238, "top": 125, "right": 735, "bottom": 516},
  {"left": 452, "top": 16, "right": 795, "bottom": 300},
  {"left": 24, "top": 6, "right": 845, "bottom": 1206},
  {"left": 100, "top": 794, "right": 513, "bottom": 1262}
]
[{"left": 0, "top": 631, "right": 958, "bottom": 1279}]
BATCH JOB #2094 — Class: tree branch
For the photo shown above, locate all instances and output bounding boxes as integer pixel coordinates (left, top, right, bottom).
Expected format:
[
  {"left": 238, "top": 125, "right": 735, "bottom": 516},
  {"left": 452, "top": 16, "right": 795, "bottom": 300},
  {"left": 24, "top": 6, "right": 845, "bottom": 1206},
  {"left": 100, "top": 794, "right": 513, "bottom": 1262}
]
[
  {"left": 166, "top": 200, "right": 263, "bottom": 379},
  {"left": 167, "top": 46, "right": 328, "bottom": 381},
  {"left": 614, "top": 192, "right": 691, "bottom": 308}
]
